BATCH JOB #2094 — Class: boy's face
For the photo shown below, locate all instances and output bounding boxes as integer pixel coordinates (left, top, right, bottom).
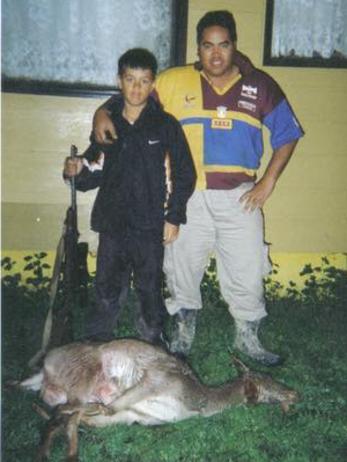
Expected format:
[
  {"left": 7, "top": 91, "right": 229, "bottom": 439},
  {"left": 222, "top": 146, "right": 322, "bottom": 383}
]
[{"left": 118, "top": 67, "right": 155, "bottom": 108}]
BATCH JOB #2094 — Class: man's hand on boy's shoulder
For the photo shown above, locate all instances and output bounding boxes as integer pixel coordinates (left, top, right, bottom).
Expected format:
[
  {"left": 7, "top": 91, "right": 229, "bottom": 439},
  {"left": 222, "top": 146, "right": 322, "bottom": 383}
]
[
  {"left": 163, "top": 222, "right": 179, "bottom": 245},
  {"left": 93, "top": 108, "right": 117, "bottom": 144}
]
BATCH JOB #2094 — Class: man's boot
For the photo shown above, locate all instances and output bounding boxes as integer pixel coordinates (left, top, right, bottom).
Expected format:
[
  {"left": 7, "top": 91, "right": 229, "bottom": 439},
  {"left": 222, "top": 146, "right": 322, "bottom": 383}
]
[
  {"left": 170, "top": 308, "right": 197, "bottom": 357},
  {"left": 234, "top": 319, "right": 282, "bottom": 366}
]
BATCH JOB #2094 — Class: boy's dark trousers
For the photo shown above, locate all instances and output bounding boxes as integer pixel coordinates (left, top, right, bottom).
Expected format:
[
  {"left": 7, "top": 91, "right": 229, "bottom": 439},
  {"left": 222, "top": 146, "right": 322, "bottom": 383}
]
[{"left": 85, "top": 229, "right": 166, "bottom": 343}]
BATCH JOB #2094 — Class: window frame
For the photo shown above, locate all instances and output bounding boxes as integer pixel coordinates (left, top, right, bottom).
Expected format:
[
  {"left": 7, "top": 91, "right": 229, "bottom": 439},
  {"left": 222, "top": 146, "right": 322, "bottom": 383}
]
[
  {"left": 2, "top": 0, "right": 188, "bottom": 97},
  {"left": 263, "top": 0, "right": 347, "bottom": 68}
]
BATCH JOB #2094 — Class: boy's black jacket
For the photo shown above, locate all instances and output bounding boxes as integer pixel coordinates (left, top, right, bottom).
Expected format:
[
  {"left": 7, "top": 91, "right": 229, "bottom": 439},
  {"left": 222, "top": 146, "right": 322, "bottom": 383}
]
[{"left": 75, "top": 96, "right": 196, "bottom": 234}]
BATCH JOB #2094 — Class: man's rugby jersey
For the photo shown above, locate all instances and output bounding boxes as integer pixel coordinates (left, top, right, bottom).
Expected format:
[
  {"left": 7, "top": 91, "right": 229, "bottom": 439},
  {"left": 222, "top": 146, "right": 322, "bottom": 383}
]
[{"left": 154, "top": 51, "right": 304, "bottom": 190}]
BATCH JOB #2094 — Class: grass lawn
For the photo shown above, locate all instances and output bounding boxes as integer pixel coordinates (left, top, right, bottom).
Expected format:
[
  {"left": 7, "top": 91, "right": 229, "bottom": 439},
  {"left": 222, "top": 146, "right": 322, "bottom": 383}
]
[{"left": 2, "top": 256, "right": 347, "bottom": 461}]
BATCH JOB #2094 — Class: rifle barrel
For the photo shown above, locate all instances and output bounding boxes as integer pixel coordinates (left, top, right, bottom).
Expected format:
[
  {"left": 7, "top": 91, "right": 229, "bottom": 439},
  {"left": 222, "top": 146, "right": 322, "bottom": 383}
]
[{"left": 70, "top": 145, "right": 78, "bottom": 213}]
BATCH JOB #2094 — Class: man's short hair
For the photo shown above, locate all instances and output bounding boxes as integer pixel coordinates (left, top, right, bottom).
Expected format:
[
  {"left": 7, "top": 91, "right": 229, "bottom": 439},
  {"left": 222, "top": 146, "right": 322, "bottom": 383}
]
[
  {"left": 196, "top": 10, "right": 237, "bottom": 44},
  {"left": 118, "top": 48, "right": 158, "bottom": 78}
]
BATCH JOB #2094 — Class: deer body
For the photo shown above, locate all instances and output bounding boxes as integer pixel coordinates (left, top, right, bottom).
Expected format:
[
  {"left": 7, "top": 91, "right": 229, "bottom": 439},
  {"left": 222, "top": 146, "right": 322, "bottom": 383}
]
[
  {"left": 18, "top": 339, "right": 298, "bottom": 460},
  {"left": 82, "top": 381, "right": 249, "bottom": 427}
]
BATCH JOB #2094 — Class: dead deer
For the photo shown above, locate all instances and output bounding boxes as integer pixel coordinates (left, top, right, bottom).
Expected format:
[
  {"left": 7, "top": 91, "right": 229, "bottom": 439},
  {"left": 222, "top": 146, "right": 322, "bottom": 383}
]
[{"left": 16, "top": 339, "right": 298, "bottom": 461}]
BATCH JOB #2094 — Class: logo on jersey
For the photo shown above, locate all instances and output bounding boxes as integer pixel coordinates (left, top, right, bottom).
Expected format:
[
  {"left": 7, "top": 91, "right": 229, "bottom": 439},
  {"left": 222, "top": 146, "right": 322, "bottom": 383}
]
[
  {"left": 211, "top": 118, "right": 233, "bottom": 129},
  {"left": 184, "top": 94, "right": 196, "bottom": 108},
  {"left": 238, "top": 100, "right": 257, "bottom": 112},
  {"left": 216, "top": 105, "right": 228, "bottom": 118},
  {"left": 241, "top": 85, "right": 258, "bottom": 100}
]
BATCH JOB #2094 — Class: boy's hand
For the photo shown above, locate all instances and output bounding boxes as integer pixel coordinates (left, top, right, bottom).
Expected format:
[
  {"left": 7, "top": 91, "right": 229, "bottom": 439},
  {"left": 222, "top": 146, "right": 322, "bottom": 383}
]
[
  {"left": 63, "top": 157, "right": 84, "bottom": 178},
  {"left": 163, "top": 222, "right": 179, "bottom": 245}
]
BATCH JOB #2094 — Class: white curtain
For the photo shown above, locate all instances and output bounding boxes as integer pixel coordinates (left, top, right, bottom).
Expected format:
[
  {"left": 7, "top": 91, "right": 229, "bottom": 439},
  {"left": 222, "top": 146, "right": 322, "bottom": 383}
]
[
  {"left": 272, "top": 0, "right": 347, "bottom": 58},
  {"left": 2, "top": 0, "right": 173, "bottom": 86}
]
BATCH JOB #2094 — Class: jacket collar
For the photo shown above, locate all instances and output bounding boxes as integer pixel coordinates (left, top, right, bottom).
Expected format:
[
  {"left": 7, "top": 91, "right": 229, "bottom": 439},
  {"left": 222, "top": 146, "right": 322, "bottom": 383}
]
[{"left": 110, "top": 94, "right": 161, "bottom": 121}]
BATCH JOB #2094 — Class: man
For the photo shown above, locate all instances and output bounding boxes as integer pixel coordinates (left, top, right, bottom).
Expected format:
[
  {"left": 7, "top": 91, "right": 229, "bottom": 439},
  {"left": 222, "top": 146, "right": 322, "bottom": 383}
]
[{"left": 93, "top": 11, "right": 304, "bottom": 365}]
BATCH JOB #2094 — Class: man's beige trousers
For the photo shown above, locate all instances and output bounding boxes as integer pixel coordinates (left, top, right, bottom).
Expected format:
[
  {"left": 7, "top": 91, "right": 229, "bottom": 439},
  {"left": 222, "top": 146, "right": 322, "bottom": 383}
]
[{"left": 164, "top": 184, "right": 271, "bottom": 322}]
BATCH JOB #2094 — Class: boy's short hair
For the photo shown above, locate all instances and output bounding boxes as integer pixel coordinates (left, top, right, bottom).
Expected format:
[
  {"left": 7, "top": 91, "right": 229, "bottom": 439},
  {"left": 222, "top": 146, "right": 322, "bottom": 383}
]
[
  {"left": 196, "top": 10, "right": 237, "bottom": 44},
  {"left": 118, "top": 48, "right": 158, "bottom": 78}
]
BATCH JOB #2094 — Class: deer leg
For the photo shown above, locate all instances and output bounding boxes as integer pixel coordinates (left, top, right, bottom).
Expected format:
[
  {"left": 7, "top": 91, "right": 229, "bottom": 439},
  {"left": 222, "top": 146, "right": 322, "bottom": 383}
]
[
  {"left": 37, "top": 413, "right": 66, "bottom": 461},
  {"left": 36, "top": 405, "right": 83, "bottom": 461},
  {"left": 82, "top": 402, "right": 115, "bottom": 416},
  {"left": 33, "top": 402, "right": 51, "bottom": 421},
  {"left": 81, "top": 408, "right": 164, "bottom": 427},
  {"left": 57, "top": 402, "right": 86, "bottom": 415},
  {"left": 62, "top": 403, "right": 118, "bottom": 459},
  {"left": 65, "top": 411, "right": 82, "bottom": 462},
  {"left": 59, "top": 402, "right": 114, "bottom": 417}
]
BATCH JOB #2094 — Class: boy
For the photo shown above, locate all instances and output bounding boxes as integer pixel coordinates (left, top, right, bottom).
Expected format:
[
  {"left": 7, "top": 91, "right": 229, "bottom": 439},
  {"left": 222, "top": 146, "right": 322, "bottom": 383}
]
[{"left": 64, "top": 48, "right": 196, "bottom": 345}]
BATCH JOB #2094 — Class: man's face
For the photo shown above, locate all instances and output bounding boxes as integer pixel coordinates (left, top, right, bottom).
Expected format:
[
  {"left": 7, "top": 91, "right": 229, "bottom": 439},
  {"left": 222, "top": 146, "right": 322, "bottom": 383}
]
[
  {"left": 198, "top": 25, "right": 235, "bottom": 79},
  {"left": 118, "top": 67, "right": 155, "bottom": 108}
]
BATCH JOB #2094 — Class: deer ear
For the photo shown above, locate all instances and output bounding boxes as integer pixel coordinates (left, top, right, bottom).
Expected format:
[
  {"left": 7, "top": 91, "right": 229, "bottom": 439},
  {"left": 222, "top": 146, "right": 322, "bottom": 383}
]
[{"left": 244, "top": 377, "right": 258, "bottom": 404}]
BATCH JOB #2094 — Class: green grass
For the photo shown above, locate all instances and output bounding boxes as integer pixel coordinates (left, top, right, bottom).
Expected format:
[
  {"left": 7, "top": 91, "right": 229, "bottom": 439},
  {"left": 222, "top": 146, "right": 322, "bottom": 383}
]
[{"left": 2, "top": 257, "right": 347, "bottom": 461}]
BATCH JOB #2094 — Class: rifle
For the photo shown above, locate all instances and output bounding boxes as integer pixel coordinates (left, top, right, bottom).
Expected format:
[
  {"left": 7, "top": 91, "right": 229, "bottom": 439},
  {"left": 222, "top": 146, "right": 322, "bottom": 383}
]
[{"left": 29, "top": 145, "right": 89, "bottom": 368}]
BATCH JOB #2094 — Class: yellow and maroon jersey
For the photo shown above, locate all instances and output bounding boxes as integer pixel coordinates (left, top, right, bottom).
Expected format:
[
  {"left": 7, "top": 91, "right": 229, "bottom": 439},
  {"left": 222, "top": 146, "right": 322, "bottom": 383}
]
[{"left": 154, "top": 51, "right": 304, "bottom": 190}]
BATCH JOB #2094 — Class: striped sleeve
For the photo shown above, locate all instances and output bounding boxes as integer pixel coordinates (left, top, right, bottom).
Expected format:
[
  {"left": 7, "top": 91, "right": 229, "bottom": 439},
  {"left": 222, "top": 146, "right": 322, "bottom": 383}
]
[{"left": 263, "top": 99, "right": 304, "bottom": 150}]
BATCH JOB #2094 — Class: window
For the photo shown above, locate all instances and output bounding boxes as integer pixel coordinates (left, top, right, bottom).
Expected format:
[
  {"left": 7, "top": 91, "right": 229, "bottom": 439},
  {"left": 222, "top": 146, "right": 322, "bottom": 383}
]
[
  {"left": 263, "top": 0, "right": 347, "bottom": 68},
  {"left": 2, "top": 0, "right": 188, "bottom": 96}
]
